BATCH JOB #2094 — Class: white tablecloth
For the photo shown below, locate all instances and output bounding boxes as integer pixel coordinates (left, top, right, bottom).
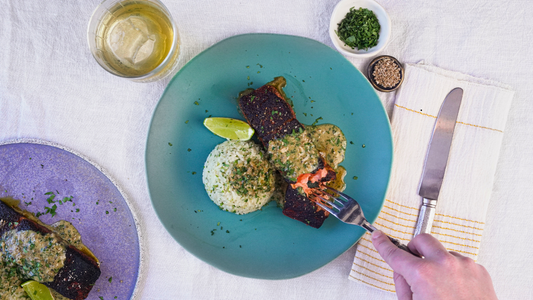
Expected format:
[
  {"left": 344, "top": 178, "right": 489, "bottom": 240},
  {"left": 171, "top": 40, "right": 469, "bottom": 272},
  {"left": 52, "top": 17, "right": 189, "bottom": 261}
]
[{"left": 1, "top": 0, "right": 532, "bottom": 299}]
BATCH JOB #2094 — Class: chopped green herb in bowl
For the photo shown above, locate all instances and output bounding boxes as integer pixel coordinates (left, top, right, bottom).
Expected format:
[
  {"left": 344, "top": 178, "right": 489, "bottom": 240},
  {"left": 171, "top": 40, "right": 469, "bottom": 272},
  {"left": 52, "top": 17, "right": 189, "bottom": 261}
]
[
  {"left": 329, "top": 0, "right": 391, "bottom": 58},
  {"left": 336, "top": 7, "right": 380, "bottom": 50}
]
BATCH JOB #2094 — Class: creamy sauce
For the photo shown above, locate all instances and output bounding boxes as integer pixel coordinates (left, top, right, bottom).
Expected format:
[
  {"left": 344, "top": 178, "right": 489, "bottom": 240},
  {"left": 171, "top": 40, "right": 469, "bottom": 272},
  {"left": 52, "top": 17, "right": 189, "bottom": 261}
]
[
  {"left": 328, "top": 166, "right": 347, "bottom": 192},
  {"left": 0, "top": 199, "right": 95, "bottom": 300},
  {"left": 306, "top": 124, "right": 347, "bottom": 169},
  {"left": 0, "top": 260, "right": 31, "bottom": 299},
  {"left": 53, "top": 221, "right": 98, "bottom": 264},
  {"left": 268, "top": 129, "right": 320, "bottom": 182},
  {"left": 51, "top": 220, "right": 83, "bottom": 250},
  {"left": 1, "top": 230, "right": 66, "bottom": 283},
  {"left": 268, "top": 124, "right": 347, "bottom": 185},
  {"left": 51, "top": 289, "right": 71, "bottom": 300}
]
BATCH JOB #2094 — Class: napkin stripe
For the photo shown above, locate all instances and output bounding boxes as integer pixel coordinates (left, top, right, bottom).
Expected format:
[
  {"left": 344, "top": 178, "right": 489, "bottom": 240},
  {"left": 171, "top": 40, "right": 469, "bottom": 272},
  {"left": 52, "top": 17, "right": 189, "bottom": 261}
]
[
  {"left": 432, "top": 224, "right": 483, "bottom": 236},
  {"left": 360, "top": 233, "right": 478, "bottom": 259},
  {"left": 361, "top": 235, "right": 478, "bottom": 257},
  {"left": 380, "top": 210, "right": 416, "bottom": 222},
  {"left": 394, "top": 104, "right": 504, "bottom": 133},
  {"left": 352, "top": 268, "right": 394, "bottom": 282},
  {"left": 353, "top": 236, "right": 396, "bottom": 293},
  {"left": 434, "top": 213, "right": 485, "bottom": 225},
  {"left": 351, "top": 269, "right": 396, "bottom": 286},
  {"left": 377, "top": 203, "right": 484, "bottom": 253},
  {"left": 357, "top": 241, "right": 384, "bottom": 257},
  {"left": 374, "top": 221, "right": 413, "bottom": 235},
  {"left": 382, "top": 204, "right": 418, "bottom": 217},
  {"left": 360, "top": 232, "right": 477, "bottom": 258},
  {"left": 350, "top": 272, "right": 394, "bottom": 284},
  {"left": 349, "top": 275, "right": 397, "bottom": 293},
  {"left": 433, "top": 238, "right": 479, "bottom": 249},
  {"left": 434, "top": 219, "right": 484, "bottom": 231},
  {"left": 385, "top": 199, "right": 417, "bottom": 210},
  {"left": 370, "top": 220, "right": 481, "bottom": 255},
  {"left": 378, "top": 205, "right": 485, "bottom": 243},
  {"left": 429, "top": 232, "right": 481, "bottom": 243},
  {"left": 353, "top": 260, "right": 393, "bottom": 276},
  {"left": 353, "top": 257, "right": 386, "bottom": 270},
  {"left": 394, "top": 104, "right": 437, "bottom": 119},
  {"left": 456, "top": 121, "right": 503, "bottom": 133},
  {"left": 376, "top": 219, "right": 414, "bottom": 231},
  {"left": 386, "top": 199, "right": 485, "bottom": 225}
]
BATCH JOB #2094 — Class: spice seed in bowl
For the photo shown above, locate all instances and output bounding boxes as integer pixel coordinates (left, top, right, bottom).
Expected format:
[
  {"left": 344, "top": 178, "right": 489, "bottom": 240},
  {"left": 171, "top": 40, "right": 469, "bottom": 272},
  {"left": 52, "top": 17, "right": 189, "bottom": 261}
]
[{"left": 367, "top": 55, "right": 404, "bottom": 92}]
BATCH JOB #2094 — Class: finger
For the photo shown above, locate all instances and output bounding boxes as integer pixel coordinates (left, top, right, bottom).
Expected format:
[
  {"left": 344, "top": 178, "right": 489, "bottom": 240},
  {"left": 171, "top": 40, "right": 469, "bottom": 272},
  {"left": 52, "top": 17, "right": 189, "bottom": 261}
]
[
  {"left": 449, "top": 251, "right": 477, "bottom": 266},
  {"left": 408, "top": 233, "right": 448, "bottom": 260},
  {"left": 371, "top": 230, "right": 420, "bottom": 274},
  {"left": 393, "top": 272, "right": 413, "bottom": 300},
  {"left": 448, "top": 251, "right": 465, "bottom": 258}
]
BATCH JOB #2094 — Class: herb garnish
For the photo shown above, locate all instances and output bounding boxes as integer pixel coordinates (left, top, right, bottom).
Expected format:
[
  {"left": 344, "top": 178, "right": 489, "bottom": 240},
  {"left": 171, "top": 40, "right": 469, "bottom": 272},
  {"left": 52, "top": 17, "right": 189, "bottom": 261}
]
[
  {"left": 44, "top": 204, "right": 58, "bottom": 217},
  {"left": 35, "top": 192, "right": 73, "bottom": 217},
  {"left": 311, "top": 117, "right": 323, "bottom": 126},
  {"left": 336, "top": 7, "right": 380, "bottom": 50}
]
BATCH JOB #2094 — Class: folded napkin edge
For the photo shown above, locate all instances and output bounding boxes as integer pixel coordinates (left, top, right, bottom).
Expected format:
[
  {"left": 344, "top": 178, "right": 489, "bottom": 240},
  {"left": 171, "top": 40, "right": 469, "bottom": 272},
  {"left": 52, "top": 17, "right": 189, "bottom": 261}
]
[{"left": 407, "top": 61, "right": 515, "bottom": 93}]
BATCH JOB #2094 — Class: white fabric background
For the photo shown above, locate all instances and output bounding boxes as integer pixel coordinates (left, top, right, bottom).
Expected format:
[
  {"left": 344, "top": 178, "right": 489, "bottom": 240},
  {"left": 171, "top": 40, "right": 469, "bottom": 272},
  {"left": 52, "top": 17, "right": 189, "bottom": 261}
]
[{"left": 1, "top": 0, "right": 532, "bottom": 299}]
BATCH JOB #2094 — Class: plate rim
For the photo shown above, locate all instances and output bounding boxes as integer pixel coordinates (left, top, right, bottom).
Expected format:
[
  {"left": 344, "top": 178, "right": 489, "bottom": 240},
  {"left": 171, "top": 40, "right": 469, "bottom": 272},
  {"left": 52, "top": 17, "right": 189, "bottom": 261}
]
[
  {"left": 0, "top": 138, "right": 144, "bottom": 300},
  {"left": 144, "top": 33, "right": 393, "bottom": 279}
]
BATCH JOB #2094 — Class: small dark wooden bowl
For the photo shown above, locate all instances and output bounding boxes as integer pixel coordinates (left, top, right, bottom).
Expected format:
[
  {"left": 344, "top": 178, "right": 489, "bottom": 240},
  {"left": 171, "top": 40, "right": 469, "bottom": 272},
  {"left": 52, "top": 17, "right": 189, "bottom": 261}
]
[{"left": 367, "top": 55, "right": 404, "bottom": 92}]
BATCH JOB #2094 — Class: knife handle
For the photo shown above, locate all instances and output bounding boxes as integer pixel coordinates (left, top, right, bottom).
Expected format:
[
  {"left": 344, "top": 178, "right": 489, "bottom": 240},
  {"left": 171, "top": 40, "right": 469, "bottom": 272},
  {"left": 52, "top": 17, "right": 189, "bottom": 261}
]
[{"left": 414, "top": 198, "right": 437, "bottom": 236}]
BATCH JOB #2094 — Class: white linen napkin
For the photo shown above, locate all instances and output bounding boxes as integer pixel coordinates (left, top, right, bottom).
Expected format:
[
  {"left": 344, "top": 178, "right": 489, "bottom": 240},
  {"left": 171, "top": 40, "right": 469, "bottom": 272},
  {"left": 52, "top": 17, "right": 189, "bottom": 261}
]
[{"left": 348, "top": 62, "right": 514, "bottom": 292}]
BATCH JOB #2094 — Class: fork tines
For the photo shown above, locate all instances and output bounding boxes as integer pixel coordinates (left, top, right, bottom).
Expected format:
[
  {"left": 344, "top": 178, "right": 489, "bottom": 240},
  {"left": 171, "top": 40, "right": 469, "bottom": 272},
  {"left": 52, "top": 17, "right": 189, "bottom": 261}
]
[{"left": 310, "top": 190, "right": 345, "bottom": 215}]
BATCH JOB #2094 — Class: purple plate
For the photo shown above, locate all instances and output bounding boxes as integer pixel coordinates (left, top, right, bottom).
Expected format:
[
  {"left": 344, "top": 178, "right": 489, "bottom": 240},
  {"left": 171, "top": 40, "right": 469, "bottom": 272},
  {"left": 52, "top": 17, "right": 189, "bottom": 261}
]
[{"left": 0, "top": 139, "right": 141, "bottom": 300}]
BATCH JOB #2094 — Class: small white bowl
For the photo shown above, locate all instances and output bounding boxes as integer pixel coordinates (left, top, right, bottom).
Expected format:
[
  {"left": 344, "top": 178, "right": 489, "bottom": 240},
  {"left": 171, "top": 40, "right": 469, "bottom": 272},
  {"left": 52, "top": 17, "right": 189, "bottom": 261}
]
[{"left": 329, "top": 0, "right": 391, "bottom": 58}]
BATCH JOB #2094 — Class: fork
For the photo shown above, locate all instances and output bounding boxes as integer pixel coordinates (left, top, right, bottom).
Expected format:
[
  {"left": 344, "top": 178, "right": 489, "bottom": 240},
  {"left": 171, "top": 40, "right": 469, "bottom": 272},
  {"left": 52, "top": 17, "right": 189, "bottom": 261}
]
[{"left": 312, "top": 186, "right": 419, "bottom": 257}]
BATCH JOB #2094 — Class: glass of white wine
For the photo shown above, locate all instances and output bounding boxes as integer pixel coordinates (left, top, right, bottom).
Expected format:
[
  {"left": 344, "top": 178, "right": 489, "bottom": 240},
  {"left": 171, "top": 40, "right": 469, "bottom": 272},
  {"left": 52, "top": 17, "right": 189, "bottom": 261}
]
[{"left": 87, "top": 0, "right": 180, "bottom": 82}]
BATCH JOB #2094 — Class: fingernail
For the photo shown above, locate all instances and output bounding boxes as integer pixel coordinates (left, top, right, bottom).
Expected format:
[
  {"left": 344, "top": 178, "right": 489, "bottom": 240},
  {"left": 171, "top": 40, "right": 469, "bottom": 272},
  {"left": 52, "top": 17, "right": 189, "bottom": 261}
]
[{"left": 371, "top": 230, "right": 383, "bottom": 240}]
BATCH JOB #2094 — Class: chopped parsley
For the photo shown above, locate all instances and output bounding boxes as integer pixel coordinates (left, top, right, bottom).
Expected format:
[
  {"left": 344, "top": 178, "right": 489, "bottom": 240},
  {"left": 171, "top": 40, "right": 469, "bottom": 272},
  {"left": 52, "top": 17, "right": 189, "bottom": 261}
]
[{"left": 336, "top": 7, "right": 380, "bottom": 50}]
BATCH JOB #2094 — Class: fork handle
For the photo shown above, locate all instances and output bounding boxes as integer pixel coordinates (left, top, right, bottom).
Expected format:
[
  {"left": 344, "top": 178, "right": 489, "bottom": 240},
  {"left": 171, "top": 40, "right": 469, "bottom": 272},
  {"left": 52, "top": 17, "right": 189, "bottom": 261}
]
[
  {"left": 362, "top": 221, "right": 421, "bottom": 257},
  {"left": 387, "top": 236, "right": 421, "bottom": 257}
]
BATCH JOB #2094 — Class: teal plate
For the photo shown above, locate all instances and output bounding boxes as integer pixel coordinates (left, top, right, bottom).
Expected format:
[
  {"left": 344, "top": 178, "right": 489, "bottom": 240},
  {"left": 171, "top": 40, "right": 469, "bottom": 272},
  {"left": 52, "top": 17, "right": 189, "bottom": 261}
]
[{"left": 146, "top": 34, "right": 392, "bottom": 279}]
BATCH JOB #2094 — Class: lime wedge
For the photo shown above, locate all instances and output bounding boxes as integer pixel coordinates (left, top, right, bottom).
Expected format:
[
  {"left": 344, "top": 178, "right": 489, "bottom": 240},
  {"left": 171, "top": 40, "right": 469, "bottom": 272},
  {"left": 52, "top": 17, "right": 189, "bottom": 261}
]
[
  {"left": 203, "top": 117, "right": 254, "bottom": 141},
  {"left": 21, "top": 281, "right": 54, "bottom": 300}
]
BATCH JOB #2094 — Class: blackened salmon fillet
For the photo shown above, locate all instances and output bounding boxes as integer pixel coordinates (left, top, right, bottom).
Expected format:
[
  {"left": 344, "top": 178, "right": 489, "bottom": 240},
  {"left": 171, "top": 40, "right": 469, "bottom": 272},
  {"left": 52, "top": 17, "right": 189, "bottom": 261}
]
[
  {"left": 0, "top": 200, "right": 101, "bottom": 300},
  {"left": 238, "top": 77, "right": 335, "bottom": 228},
  {"left": 239, "top": 83, "right": 304, "bottom": 148}
]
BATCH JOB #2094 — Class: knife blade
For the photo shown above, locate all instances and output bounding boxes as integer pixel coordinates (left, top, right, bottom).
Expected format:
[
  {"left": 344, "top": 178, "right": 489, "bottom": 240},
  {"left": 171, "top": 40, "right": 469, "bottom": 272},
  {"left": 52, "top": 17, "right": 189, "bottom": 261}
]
[{"left": 414, "top": 87, "right": 463, "bottom": 236}]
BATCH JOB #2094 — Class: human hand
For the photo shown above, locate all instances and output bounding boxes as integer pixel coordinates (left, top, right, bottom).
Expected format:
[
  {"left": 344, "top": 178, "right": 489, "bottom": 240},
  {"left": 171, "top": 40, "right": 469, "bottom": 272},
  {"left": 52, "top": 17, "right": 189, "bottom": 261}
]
[{"left": 371, "top": 230, "right": 497, "bottom": 300}]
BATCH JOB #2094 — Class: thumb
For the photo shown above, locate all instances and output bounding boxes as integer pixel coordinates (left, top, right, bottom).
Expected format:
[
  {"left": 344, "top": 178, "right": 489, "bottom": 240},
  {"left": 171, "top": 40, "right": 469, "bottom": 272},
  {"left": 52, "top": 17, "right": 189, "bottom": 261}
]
[{"left": 371, "top": 230, "right": 419, "bottom": 275}]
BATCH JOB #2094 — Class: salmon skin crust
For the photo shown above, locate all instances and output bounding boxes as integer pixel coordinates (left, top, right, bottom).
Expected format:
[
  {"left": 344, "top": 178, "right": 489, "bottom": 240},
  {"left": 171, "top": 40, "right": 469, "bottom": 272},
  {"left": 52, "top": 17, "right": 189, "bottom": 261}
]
[
  {"left": 239, "top": 83, "right": 304, "bottom": 148},
  {"left": 0, "top": 200, "right": 101, "bottom": 300},
  {"left": 238, "top": 79, "right": 335, "bottom": 228}
]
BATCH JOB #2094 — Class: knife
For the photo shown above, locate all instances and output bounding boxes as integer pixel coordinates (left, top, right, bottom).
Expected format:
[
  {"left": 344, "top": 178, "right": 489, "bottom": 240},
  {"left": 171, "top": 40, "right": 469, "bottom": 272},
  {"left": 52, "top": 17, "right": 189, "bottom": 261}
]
[{"left": 414, "top": 87, "right": 463, "bottom": 236}]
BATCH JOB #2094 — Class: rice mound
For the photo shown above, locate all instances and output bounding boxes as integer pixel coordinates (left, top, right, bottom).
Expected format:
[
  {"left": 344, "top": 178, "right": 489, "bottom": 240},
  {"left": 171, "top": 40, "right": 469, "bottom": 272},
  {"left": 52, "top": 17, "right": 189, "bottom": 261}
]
[{"left": 203, "top": 140, "right": 276, "bottom": 214}]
